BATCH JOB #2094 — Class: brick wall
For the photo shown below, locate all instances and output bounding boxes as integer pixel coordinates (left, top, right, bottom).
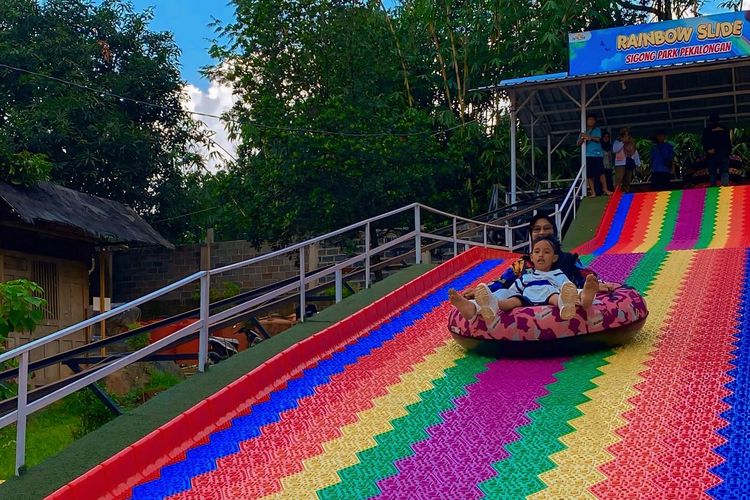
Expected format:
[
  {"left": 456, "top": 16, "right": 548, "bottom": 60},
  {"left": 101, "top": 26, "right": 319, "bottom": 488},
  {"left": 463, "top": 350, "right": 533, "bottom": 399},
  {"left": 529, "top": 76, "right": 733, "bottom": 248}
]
[
  {"left": 113, "top": 232, "right": 417, "bottom": 316},
  {"left": 114, "top": 241, "right": 306, "bottom": 311}
]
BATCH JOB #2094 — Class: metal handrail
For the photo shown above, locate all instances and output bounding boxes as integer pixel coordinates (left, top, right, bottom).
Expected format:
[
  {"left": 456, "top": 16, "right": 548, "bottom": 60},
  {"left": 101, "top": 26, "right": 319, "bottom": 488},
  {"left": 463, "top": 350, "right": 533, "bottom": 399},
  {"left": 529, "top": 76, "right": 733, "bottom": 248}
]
[
  {"left": 210, "top": 203, "right": 421, "bottom": 276},
  {"left": 0, "top": 191, "right": 591, "bottom": 475},
  {"left": 0, "top": 271, "right": 205, "bottom": 365}
]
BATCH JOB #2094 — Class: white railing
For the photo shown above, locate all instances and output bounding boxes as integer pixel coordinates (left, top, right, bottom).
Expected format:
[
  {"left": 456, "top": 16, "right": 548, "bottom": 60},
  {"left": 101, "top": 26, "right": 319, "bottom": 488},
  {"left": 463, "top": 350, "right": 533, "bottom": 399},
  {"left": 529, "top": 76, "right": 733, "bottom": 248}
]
[
  {"left": 0, "top": 198, "right": 585, "bottom": 475},
  {"left": 554, "top": 163, "right": 587, "bottom": 234}
]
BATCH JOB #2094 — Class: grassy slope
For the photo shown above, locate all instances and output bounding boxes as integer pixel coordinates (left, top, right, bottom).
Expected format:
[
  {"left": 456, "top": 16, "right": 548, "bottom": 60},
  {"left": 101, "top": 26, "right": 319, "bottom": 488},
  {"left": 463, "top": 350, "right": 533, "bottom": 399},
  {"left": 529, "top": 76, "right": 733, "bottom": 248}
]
[
  {"left": 0, "top": 401, "right": 78, "bottom": 479},
  {"left": 563, "top": 196, "right": 610, "bottom": 251}
]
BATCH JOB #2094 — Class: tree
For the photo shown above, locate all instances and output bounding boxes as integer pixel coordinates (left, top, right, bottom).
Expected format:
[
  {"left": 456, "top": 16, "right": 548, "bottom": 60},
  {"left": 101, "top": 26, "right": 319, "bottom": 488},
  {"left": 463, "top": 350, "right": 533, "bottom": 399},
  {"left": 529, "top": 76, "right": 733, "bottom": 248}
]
[
  {"left": 207, "top": 0, "right": 732, "bottom": 246},
  {"left": 208, "top": 1, "right": 465, "bottom": 245},
  {"left": 0, "top": 0, "right": 207, "bottom": 231},
  {"left": 207, "top": 0, "right": 624, "bottom": 244}
]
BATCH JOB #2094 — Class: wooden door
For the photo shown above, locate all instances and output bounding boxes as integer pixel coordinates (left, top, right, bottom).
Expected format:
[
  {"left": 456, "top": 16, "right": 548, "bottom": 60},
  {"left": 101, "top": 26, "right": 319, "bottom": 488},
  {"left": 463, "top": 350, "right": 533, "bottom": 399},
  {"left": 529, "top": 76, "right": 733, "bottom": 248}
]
[{"left": 2, "top": 251, "right": 89, "bottom": 384}]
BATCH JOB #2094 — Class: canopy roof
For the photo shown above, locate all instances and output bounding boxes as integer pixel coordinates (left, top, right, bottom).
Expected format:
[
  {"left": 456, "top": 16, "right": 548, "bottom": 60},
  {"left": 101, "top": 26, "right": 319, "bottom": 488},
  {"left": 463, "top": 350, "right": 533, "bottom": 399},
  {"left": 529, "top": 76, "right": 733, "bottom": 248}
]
[
  {"left": 484, "top": 11, "right": 750, "bottom": 143},
  {"left": 494, "top": 59, "right": 750, "bottom": 143}
]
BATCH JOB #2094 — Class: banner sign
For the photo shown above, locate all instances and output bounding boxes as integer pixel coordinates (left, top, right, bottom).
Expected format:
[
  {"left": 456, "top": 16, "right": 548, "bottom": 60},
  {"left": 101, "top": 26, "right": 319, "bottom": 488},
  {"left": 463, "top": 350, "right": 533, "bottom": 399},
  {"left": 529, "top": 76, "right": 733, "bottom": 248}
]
[{"left": 568, "top": 11, "right": 750, "bottom": 76}]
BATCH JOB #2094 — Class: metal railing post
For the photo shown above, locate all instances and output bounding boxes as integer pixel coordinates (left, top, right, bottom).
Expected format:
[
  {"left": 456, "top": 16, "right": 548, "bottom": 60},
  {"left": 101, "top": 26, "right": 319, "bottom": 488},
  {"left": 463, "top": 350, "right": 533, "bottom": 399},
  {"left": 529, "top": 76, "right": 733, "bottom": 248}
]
[
  {"left": 504, "top": 223, "right": 512, "bottom": 251},
  {"left": 299, "top": 247, "right": 306, "bottom": 322},
  {"left": 15, "top": 351, "right": 29, "bottom": 475},
  {"left": 452, "top": 217, "right": 458, "bottom": 257},
  {"left": 365, "top": 222, "right": 371, "bottom": 288},
  {"left": 483, "top": 225, "right": 488, "bottom": 247},
  {"left": 414, "top": 205, "right": 421, "bottom": 264},
  {"left": 198, "top": 272, "right": 210, "bottom": 372},
  {"left": 555, "top": 203, "right": 562, "bottom": 233},
  {"left": 335, "top": 268, "right": 343, "bottom": 303}
]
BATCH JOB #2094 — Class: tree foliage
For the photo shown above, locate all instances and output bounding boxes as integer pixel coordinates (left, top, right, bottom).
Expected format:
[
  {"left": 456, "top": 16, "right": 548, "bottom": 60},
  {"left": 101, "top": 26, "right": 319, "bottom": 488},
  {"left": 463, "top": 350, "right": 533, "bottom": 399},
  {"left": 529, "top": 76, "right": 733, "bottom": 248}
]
[
  {"left": 1, "top": 0, "right": 729, "bottom": 246},
  {"left": 0, "top": 0, "right": 207, "bottom": 236},
  {"left": 0, "top": 279, "right": 46, "bottom": 342},
  {"left": 206, "top": 0, "right": 630, "bottom": 245}
]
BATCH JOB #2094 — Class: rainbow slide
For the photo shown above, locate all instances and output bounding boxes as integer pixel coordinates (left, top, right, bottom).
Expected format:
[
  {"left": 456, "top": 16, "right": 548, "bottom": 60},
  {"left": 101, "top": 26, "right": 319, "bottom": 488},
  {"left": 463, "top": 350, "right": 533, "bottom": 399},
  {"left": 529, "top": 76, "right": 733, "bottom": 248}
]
[{"left": 50, "top": 186, "right": 750, "bottom": 499}]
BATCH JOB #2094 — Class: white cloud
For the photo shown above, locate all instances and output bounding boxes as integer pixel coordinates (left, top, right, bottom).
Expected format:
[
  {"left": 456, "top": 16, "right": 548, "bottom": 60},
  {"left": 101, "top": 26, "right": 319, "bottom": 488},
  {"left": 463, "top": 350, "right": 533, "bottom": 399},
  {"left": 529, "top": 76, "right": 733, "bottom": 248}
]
[{"left": 184, "top": 78, "right": 237, "bottom": 172}]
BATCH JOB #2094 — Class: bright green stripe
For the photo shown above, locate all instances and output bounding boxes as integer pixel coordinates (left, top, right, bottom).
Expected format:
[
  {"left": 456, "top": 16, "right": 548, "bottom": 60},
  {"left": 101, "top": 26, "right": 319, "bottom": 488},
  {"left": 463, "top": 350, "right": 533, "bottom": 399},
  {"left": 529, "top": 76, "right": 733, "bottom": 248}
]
[
  {"left": 579, "top": 254, "right": 595, "bottom": 267},
  {"left": 652, "top": 190, "right": 682, "bottom": 252},
  {"left": 477, "top": 352, "right": 610, "bottom": 498},
  {"left": 626, "top": 249, "right": 666, "bottom": 293},
  {"left": 317, "top": 353, "right": 491, "bottom": 500},
  {"left": 695, "top": 187, "right": 719, "bottom": 249},
  {"left": 476, "top": 247, "right": 667, "bottom": 497}
]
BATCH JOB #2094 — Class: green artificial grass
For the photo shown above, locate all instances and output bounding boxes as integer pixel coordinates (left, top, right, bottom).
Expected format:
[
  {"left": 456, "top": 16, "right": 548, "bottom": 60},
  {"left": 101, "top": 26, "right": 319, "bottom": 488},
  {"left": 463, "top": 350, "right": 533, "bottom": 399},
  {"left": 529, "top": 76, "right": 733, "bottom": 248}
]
[
  {"left": 0, "top": 264, "right": 433, "bottom": 500},
  {"left": 562, "top": 196, "right": 610, "bottom": 251}
]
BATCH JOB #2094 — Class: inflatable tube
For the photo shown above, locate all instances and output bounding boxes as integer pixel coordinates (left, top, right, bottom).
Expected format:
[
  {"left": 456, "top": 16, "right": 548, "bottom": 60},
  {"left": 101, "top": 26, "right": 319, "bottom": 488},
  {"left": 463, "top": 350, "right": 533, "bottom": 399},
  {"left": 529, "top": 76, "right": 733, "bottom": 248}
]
[{"left": 448, "top": 287, "right": 648, "bottom": 355}]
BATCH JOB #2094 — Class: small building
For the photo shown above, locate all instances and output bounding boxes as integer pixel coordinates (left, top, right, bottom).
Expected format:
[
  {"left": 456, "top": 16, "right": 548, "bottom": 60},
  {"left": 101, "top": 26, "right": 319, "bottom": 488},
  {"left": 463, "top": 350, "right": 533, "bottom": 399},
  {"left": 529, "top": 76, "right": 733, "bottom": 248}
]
[{"left": 0, "top": 181, "right": 173, "bottom": 383}]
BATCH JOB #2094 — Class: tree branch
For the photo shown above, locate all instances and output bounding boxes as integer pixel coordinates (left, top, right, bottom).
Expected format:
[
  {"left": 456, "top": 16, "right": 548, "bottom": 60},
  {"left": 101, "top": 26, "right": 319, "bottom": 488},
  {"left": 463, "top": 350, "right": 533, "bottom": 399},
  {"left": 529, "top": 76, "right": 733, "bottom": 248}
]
[{"left": 614, "top": 0, "right": 664, "bottom": 18}]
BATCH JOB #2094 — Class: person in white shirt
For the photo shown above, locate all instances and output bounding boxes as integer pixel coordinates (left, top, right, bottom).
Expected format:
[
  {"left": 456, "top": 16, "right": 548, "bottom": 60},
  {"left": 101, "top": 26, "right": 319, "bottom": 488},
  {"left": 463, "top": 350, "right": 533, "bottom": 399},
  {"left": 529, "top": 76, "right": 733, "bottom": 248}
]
[
  {"left": 612, "top": 126, "right": 641, "bottom": 193},
  {"left": 449, "top": 236, "right": 598, "bottom": 322}
]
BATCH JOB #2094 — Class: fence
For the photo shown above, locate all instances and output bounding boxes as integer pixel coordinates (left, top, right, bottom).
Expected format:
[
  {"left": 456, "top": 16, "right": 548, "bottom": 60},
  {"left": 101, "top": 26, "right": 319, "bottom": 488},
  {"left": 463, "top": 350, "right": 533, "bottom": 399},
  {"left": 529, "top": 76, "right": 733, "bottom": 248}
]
[{"left": 0, "top": 184, "right": 584, "bottom": 475}]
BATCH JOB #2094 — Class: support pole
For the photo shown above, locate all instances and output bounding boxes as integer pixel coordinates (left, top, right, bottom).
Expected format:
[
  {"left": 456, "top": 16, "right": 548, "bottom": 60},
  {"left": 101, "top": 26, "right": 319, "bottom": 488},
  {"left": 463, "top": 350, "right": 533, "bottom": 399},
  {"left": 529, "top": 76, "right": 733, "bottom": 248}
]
[
  {"left": 15, "top": 351, "right": 28, "bottom": 475},
  {"left": 452, "top": 218, "right": 458, "bottom": 257},
  {"left": 547, "top": 134, "right": 552, "bottom": 190},
  {"left": 198, "top": 228, "right": 213, "bottom": 372},
  {"left": 335, "top": 268, "right": 343, "bottom": 303},
  {"left": 531, "top": 118, "right": 535, "bottom": 177},
  {"left": 414, "top": 205, "right": 421, "bottom": 264},
  {"left": 365, "top": 223, "right": 371, "bottom": 289},
  {"left": 510, "top": 107, "right": 518, "bottom": 205},
  {"left": 98, "top": 249, "right": 106, "bottom": 357},
  {"left": 299, "top": 247, "right": 306, "bottom": 322},
  {"left": 580, "top": 82, "right": 588, "bottom": 197}
]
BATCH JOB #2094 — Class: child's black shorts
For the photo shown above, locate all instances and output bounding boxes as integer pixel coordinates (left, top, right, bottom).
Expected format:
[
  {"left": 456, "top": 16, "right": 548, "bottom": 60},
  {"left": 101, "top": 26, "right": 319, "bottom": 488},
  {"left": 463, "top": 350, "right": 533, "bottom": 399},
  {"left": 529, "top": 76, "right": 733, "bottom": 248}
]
[{"left": 586, "top": 156, "right": 604, "bottom": 179}]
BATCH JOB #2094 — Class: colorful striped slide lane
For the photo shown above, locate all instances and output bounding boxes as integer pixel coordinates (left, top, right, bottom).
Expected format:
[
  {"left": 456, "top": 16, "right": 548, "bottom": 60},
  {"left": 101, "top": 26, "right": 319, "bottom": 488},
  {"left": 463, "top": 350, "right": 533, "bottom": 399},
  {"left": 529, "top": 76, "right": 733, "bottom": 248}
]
[
  {"left": 129, "top": 259, "right": 515, "bottom": 499},
  {"left": 48, "top": 186, "right": 750, "bottom": 499},
  {"left": 585, "top": 186, "right": 750, "bottom": 254}
]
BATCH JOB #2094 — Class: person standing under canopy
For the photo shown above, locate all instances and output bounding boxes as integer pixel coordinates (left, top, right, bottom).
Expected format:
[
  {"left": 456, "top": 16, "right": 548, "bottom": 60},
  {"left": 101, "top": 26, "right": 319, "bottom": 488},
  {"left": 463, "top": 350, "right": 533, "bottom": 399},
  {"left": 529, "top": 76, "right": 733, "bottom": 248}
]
[
  {"left": 578, "top": 114, "right": 612, "bottom": 197},
  {"left": 650, "top": 129, "right": 675, "bottom": 191},
  {"left": 702, "top": 113, "right": 732, "bottom": 187}
]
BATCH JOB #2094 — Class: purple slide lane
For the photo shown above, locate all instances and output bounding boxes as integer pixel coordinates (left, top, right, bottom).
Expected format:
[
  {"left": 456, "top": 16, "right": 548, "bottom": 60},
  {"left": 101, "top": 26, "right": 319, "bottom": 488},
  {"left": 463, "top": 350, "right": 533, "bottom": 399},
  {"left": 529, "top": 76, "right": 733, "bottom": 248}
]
[
  {"left": 373, "top": 357, "right": 565, "bottom": 500},
  {"left": 667, "top": 188, "right": 706, "bottom": 251}
]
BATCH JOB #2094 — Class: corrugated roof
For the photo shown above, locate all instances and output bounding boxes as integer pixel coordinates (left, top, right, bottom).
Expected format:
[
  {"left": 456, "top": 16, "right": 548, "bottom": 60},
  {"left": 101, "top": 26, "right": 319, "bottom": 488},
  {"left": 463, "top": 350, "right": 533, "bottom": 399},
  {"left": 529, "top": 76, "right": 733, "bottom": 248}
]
[
  {"left": 499, "top": 59, "right": 750, "bottom": 145},
  {"left": 497, "top": 72, "right": 570, "bottom": 88},
  {"left": 497, "top": 55, "right": 750, "bottom": 89},
  {"left": 0, "top": 181, "right": 174, "bottom": 249}
]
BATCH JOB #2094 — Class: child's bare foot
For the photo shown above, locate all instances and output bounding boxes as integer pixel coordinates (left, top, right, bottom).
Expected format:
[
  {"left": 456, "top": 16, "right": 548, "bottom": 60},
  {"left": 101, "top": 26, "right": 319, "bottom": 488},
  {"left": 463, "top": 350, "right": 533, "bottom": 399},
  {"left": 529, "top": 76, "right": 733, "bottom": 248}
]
[
  {"left": 581, "top": 274, "right": 598, "bottom": 309},
  {"left": 449, "top": 288, "right": 478, "bottom": 321},
  {"left": 559, "top": 282, "right": 578, "bottom": 320},
  {"left": 474, "top": 283, "right": 498, "bottom": 322}
]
